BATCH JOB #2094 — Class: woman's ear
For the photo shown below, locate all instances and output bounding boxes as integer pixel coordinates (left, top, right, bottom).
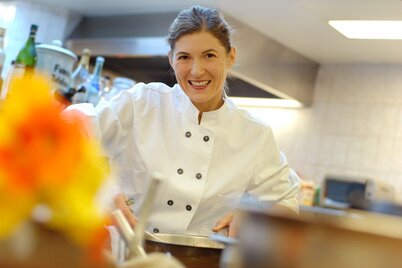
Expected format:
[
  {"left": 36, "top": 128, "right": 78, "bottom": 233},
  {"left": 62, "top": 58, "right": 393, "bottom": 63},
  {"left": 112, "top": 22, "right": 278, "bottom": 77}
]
[
  {"left": 228, "top": 47, "right": 236, "bottom": 67},
  {"left": 168, "top": 50, "right": 174, "bottom": 68}
]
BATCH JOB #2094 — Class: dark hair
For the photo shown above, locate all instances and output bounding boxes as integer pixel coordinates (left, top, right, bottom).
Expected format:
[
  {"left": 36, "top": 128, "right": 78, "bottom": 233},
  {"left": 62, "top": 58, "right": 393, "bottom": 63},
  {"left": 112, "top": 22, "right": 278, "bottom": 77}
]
[{"left": 167, "top": 5, "right": 233, "bottom": 53}]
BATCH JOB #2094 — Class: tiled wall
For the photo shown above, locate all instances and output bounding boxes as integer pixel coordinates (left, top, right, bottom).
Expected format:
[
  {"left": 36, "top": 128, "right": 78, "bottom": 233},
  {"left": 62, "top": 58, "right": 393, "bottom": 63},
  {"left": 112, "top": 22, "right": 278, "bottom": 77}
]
[
  {"left": 249, "top": 64, "right": 402, "bottom": 204},
  {"left": 0, "top": 1, "right": 81, "bottom": 77}
]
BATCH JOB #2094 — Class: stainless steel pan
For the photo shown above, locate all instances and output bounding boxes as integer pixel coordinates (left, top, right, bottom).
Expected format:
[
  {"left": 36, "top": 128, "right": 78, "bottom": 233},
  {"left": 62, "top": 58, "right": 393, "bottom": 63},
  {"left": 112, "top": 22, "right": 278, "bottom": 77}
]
[{"left": 145, "top": 233, "right": 224, "bottom": 268}]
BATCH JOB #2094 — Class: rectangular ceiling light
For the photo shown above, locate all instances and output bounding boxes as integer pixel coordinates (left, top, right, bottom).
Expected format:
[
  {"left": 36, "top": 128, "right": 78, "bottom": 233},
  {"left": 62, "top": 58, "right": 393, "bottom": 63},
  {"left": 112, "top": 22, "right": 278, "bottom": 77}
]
[
  {"left": 328, "top": 20, "right": 402, "bottom": 39},
  {"left": 230, "top": 97, "right": 303, "bottom": 109}
]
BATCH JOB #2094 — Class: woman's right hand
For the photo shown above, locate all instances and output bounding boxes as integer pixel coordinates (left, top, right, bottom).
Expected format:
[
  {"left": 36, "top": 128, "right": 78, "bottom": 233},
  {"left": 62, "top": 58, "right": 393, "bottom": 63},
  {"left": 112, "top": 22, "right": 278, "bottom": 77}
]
[
  {"left": 212, "top": 211, "right": 239, "bottom": 238},
  {"left": 114, "top": 192, "right": 138, "bottom": 229}
]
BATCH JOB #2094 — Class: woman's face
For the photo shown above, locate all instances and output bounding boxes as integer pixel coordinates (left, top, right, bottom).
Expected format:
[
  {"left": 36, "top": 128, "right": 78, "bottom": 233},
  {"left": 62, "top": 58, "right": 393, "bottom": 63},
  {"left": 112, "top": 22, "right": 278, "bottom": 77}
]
[{"left": 169, "top": 30, "right": 236, "bottom": 112}]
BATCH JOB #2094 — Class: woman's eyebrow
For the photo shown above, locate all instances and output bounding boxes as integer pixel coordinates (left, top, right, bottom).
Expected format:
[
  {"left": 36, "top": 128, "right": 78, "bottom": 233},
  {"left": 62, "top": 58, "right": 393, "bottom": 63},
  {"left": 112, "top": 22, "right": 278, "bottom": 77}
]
[
  {"left": 175, "top": 51, "right": 190, "bottom": 56},
  {"left": 203, "top": 49, "right": 219, "bottom": 54},
  {"left": 175, "top": 49, "right": 219, "bottom": 55}
]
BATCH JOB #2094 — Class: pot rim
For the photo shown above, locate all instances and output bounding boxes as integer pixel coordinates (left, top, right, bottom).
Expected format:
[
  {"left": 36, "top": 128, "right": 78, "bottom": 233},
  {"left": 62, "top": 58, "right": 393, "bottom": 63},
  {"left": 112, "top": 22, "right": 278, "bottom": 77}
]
[{"left": 146, "top": 233, "right": 225, "bottom": 249}]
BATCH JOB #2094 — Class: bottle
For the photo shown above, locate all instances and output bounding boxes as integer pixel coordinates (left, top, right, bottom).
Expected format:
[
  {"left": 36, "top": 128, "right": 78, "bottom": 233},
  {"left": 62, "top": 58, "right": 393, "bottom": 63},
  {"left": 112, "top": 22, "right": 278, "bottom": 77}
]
[
  {"left": 0, "top": 27, "right": 6, "bottom": 95},
  {"left": 1, "top": 25, "right": 37, "bottom": 100},
  {"left": 69, "top": 48, "right": 91, "bottom": 104},
  {"left": 86, "top": 56, "right": 105, "bottom": 105},
  {"left": 15, "top": 24, "right": 38, "bottom": 73}
]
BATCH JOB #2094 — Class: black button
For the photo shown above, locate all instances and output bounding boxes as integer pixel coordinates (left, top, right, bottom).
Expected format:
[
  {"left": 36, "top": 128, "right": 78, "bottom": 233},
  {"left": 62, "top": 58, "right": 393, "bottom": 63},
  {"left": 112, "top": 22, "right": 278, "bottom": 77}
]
[
  {"left": 203, "top": 136, "right": 209, "bottom": 142},
  {"left": 195, "top": 173, "right": 202, "bottom": 180},
  {"left": 167, "top": 200, "right": 174, "bottom": 206},
  {"left": 186, "top": 205, "right": 192, "bottom": 211},
  {"left": 185, "top": 131, "right": 192, "bottom": 138},
  {"left": 177, "top": 168, "right": 184, "bottom": 175},
  {"left": 153, "top": 228, "right": 159, "bottom": 233}
]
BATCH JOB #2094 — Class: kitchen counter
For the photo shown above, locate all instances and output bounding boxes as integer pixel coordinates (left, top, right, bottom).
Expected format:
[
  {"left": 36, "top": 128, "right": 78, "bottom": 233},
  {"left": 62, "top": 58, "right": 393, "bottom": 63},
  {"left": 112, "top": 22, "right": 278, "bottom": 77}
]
[{"left": 235, "top": 204, "right": 402, "bottom": 268}]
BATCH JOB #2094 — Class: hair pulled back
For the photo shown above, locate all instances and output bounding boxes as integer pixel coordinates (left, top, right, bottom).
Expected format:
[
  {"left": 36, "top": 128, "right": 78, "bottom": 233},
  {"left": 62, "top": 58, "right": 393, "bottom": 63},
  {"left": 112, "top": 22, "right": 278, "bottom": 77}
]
[{"left": 167, "top": 5, "right": 233, "bottom": 53}]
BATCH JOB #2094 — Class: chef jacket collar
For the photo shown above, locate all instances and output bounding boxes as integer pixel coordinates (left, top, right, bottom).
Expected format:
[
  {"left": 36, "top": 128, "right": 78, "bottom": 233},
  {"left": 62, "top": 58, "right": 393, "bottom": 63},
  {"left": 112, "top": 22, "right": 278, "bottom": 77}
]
[{"left": 175, "top": 85, "right": 234, "bottom": 127}]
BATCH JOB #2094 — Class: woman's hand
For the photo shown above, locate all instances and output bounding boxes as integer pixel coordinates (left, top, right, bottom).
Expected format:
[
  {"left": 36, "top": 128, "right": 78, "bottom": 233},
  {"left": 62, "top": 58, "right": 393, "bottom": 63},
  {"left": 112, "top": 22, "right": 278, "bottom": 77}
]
[
  {"left": 211, "top": 212, "right": 239, "bottom": 238},
  {"left": 114, "top": 192, "right": 138, "bottom": 229}
]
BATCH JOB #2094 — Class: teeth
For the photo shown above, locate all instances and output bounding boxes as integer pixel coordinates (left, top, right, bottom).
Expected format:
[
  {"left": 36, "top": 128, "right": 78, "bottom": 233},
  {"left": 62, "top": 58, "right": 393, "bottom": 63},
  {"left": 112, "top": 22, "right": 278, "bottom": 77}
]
[{"left": 191, "top": 80, "right": 209, "bottom": 86}]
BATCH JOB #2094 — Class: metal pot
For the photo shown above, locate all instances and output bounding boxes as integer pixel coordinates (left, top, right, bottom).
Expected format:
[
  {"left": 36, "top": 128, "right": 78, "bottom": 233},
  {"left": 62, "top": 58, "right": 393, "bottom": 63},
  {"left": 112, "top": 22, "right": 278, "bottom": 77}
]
[{"left": 144, "top": 233, "right": 224, "bottom": 268}]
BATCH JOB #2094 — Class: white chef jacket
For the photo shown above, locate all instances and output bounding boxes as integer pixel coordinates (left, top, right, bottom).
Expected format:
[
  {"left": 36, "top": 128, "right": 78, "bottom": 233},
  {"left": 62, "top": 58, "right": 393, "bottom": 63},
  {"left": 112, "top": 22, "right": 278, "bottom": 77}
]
[{"left": 65, "top": 82, "right": 300, "bottom": 236}]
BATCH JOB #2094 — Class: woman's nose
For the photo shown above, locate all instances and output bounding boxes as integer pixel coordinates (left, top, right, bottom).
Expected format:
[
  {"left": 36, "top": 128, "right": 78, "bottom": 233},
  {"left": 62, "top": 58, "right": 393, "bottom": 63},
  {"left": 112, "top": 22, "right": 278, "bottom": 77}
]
[{"left": 191, "top": 59, "right": 205, "bottom": 76}]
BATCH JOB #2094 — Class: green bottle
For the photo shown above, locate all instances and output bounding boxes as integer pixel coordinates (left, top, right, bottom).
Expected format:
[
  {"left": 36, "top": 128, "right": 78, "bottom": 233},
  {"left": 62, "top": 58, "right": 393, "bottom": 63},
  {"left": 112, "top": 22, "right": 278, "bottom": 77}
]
[{"left": 15, "top": 24, "right": 38, "bottom": 70}]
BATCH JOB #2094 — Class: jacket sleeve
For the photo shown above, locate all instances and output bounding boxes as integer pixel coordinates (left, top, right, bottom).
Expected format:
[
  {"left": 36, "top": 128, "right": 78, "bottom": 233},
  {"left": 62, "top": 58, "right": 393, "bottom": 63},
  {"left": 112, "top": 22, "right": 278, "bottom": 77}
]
[
  {"left": 62, "top": 88, "right": 136, "bottom": 158},
  {"left": 246, "top": 127, "right": 300, "bottom": 213}
]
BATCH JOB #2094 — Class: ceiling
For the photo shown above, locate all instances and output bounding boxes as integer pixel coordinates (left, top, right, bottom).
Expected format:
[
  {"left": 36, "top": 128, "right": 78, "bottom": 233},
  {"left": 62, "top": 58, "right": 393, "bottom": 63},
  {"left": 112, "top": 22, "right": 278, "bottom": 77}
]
[{"left": 22, "top": 0, "right": 402, "bottom": 64}]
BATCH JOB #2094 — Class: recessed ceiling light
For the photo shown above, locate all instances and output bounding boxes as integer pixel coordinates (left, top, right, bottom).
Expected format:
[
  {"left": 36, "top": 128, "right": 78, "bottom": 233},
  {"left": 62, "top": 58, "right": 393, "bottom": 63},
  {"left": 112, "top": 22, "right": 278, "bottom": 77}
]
[{"left": 328, "top": 20, "right": 402, "bottom": 40}]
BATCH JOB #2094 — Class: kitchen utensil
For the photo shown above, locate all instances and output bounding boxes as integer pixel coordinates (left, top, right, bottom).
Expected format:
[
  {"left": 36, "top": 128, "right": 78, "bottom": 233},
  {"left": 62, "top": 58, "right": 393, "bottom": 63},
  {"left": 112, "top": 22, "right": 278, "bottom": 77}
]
[
  {"left": 111, "top": 172, "right": 163, "bottom": 259},
  {"left": 111, "top": 209, "right": 146, "bottom": 258},
  {"left": 132, "top": 172, "right": 163, "bottom": 252},
  {"left": 145, "top": 233, "right": 224, "bottom": 268}
]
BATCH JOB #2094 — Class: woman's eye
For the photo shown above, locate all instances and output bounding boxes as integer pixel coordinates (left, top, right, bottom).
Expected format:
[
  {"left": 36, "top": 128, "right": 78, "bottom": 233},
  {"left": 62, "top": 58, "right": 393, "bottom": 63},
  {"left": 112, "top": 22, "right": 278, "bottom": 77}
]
[
  {"left": 177, "top": 55, "right": 189, "bottom": 60},
  {"left": 205, "top": 53, "right": 216, "bottom": 58}
]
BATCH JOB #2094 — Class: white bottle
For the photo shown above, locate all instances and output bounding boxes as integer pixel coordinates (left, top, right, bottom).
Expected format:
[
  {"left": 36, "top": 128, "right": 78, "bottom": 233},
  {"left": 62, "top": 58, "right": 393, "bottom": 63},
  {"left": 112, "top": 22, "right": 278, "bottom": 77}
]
[
  {"left": 86, "top": 56, "right": 104, "bottom": 105},
  {"left": 71, "top": 48, "right": 91, "bottom": 104}
]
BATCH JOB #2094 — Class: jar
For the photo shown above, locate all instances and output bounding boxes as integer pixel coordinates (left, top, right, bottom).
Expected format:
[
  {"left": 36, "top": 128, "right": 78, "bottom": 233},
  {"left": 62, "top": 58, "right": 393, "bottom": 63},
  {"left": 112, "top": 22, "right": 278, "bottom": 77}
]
[{"left": 35, "top": 40, "right": 77, "bottom": 93}]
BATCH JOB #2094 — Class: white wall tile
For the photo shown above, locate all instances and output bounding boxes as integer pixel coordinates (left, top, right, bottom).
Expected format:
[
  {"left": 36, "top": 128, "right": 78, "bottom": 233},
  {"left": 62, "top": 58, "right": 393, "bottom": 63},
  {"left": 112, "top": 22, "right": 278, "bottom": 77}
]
[
  {"left": 360, "top": 136, "right": 379, "bottom": 171},
  {"left": 375, "top": 137, "right": 394, "bottom": 172},
  {"left": 345, "top": 136, "right": 363, "bottom": 170},
  {"left": 390, "top": 140, "right": 402, "bottom": 173},
  {"left": 351, "top": 104, "right": 369, "bottom": 136},
  {"left": 317, "top": 134, "right": 335, "bottom": 166},
  {"left": 380, "top": 104, "right": 400, "bottom": 137},
  {"left": 332, "top": 136, "right": 349, "bottom": 168},
  {"left": 250, "top": 64, "right": 402, "bottom": 204}
]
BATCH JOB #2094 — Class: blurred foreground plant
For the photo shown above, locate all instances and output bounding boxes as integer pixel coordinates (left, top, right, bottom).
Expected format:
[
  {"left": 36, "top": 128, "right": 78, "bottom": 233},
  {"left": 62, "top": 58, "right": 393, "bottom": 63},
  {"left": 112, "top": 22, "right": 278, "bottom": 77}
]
[{"left": 0, "top": 74, "right": 110, "bottom": 263}]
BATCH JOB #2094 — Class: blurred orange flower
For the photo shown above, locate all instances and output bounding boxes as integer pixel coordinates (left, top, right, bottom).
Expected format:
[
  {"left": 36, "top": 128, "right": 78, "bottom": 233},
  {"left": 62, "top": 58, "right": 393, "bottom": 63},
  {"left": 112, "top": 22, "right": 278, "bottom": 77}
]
[
  {"left": 0, "top": 74, "right": 109, "bottom": 254},
  {"left": 0, "top": 105, "right": 84, "bottom": 193}
]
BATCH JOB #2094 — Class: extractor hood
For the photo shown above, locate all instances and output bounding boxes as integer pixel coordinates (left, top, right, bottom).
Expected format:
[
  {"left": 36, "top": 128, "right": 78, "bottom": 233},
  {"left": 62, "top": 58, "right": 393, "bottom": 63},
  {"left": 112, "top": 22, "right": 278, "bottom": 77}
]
[{"left": 66, "top": 12, "right": 319, "bottom": 107}]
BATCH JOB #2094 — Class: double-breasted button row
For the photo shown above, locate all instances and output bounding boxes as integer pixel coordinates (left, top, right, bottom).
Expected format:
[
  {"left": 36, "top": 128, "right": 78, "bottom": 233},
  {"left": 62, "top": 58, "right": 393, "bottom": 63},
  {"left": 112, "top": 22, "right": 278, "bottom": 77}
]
[
  {"left": 184, "top": 131, "right": 210, "bottom": 142},
  {"left": 166, "top": 200, "right": 192, "bottom": 211},
  {"left": 177, "top": 168, "right": 203, "bottom": 180}
]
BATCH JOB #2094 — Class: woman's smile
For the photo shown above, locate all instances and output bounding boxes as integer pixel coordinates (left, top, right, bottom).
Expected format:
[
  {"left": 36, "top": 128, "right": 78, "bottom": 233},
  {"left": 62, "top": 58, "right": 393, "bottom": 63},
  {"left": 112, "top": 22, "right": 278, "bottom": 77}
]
[{"left": 189, "top": 80, "right": 211, "bottom": 89}]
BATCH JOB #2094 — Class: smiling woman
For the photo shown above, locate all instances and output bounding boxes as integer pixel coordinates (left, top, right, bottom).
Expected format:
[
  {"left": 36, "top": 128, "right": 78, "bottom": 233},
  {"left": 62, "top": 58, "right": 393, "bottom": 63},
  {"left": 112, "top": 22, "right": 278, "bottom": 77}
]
[{"left": 65, "top": 5, "right": 300, "bottom": 245}]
